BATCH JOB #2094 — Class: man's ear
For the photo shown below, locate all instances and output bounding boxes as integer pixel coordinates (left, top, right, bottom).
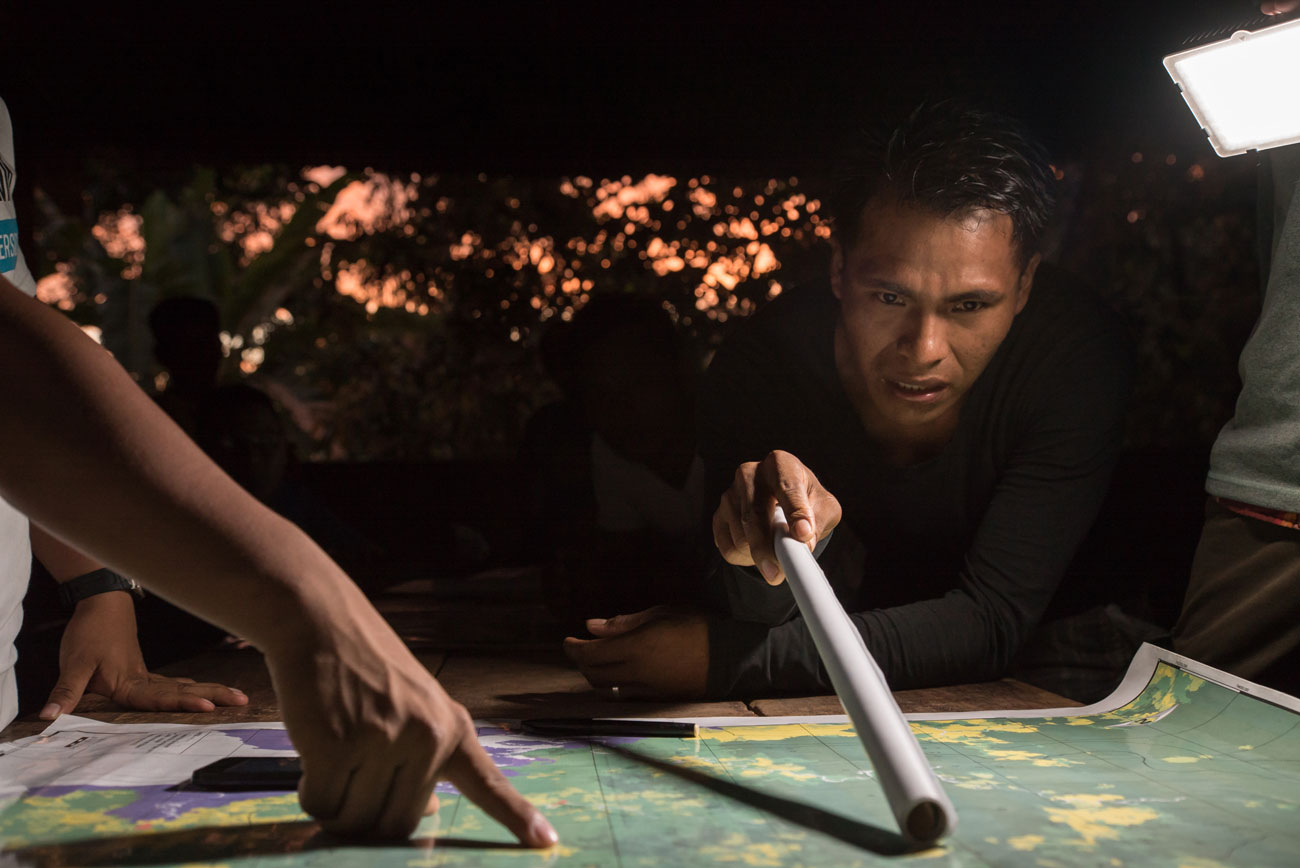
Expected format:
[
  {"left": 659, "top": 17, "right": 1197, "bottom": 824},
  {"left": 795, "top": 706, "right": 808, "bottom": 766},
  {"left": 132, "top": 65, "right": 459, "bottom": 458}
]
[
  {"left": 830, "top": 241, "right": 844, "bottom": 300},
  {"left": 1014, "top": 253, "right": 1041, "bottom": 314}
]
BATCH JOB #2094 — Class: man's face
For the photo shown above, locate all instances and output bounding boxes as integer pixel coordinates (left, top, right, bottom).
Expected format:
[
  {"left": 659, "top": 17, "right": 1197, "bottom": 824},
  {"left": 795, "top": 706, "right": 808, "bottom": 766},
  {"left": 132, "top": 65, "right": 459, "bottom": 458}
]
[{"left": 830, "top": 197, "right": 1039, "bottom": 447}]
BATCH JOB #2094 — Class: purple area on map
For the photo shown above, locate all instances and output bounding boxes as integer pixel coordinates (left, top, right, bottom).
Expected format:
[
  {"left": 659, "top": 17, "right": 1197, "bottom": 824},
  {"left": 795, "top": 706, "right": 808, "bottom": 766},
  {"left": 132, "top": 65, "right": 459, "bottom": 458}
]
[
  {"left": 219, "top": 729, "right": 296, "bottom": 752},
  {"left": 25, "top": 784, "right": 289, "bottom": 823}
]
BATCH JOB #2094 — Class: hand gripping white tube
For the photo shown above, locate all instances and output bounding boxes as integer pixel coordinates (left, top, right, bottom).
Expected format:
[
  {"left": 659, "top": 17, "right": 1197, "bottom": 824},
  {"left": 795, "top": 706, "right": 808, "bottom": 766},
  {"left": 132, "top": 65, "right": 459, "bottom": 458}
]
[{"left": 771, "top": 507, "right": 957, "bottom": 843}]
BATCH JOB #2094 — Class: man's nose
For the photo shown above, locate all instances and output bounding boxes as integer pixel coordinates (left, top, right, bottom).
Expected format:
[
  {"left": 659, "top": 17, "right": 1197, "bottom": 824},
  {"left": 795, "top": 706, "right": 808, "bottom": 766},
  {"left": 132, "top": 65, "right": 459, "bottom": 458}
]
[{"left": 896, "top": 312, "right": 947, "bottom": 367}]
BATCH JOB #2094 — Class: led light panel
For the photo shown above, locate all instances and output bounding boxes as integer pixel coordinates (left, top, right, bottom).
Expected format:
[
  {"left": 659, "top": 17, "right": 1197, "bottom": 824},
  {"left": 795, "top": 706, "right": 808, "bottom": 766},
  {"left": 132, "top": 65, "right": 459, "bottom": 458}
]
[{"left": 1164, "top": 16, "right": 1300, "bottom": 157}]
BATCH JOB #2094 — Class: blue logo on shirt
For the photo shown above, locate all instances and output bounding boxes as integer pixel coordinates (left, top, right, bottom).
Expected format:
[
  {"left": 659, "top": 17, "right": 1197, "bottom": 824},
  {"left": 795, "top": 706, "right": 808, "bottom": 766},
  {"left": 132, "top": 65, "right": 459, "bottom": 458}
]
[{"left": 0, "top": 219, "right": 17, "bottom": 274}]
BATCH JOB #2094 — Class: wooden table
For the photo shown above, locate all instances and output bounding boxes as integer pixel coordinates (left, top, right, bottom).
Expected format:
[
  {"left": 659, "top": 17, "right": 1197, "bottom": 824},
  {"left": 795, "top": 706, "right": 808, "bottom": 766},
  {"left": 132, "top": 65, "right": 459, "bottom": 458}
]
[
  {"left": 0, "top": 570, "right": 1077, "bottom": 741},
  {"left": 0, "top": 641, "right": 1076, "bottom": 743}
]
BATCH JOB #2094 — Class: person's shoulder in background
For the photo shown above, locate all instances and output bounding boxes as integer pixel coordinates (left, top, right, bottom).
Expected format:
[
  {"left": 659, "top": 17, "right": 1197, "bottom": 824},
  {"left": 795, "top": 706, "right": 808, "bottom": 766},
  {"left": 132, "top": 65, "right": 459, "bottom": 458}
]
[{"left": 703, "top": 279, "right": 840, "bottom": 398}]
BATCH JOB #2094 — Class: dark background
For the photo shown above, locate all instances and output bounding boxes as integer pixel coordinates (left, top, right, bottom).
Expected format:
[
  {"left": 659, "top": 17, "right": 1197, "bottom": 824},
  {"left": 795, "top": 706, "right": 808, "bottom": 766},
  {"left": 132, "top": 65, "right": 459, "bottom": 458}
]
[
  {"left": 2, "top": 0, "right": 1246, "bottom": 181},
  {"left": 3, "top": 0, "right": 1271, "bottom": 675}
]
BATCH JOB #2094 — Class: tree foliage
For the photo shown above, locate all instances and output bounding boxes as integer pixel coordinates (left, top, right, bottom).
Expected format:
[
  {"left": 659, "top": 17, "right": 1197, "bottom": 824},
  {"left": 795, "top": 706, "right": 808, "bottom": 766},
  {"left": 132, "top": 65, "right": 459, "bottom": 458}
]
[{"left": 30, "top": 151, "right": 1258, "bottom": 460}]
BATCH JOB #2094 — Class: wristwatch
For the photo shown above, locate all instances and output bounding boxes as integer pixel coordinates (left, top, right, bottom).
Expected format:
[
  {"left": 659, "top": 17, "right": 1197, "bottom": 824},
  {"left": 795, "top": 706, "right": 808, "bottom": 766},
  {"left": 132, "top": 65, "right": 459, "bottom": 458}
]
[{"left": 57, "top": 568, "right": 145, "bottom": 609}]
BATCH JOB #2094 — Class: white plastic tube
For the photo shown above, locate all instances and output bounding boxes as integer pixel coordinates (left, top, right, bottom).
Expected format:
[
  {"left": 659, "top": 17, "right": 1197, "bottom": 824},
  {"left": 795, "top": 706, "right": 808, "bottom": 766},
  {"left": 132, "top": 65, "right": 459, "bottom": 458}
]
[{"left": 771, "top": 507, "right": 957, "bottom": 843}]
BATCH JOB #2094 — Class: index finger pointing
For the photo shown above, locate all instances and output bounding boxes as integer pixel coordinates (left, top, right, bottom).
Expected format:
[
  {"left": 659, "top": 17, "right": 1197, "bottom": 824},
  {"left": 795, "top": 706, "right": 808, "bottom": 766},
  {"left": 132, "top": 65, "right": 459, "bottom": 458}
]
[{"left": 445, "top": 739, "right": 557, "bottom": 848}]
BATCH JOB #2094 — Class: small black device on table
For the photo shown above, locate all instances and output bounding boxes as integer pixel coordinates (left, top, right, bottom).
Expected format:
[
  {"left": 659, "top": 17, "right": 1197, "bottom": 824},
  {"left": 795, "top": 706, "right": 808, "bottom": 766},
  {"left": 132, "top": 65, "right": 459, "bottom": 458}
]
[{"left": 190, "top": 756, "right": 302, "bottom": 790}]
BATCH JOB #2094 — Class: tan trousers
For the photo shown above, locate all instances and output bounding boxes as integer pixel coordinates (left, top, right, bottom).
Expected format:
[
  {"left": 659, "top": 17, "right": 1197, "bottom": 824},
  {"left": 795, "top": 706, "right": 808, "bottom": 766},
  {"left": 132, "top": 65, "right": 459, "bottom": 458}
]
[{"left": 1174, "top": 498, "right": 1300, "bottom": 696}]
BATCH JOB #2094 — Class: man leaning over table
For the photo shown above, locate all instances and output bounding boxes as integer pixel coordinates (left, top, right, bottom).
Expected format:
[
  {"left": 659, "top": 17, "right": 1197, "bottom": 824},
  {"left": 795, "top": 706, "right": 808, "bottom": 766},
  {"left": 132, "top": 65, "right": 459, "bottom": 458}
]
[{"left": 566, "top": 101, "right": 1135, "bottom": 702}]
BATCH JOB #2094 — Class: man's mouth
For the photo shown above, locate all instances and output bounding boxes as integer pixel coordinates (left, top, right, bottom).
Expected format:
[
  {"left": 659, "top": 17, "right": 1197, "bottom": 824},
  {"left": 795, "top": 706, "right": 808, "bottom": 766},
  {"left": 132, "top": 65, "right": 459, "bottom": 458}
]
[{"left": 886, "top": 378, "right": 949, "bottom": 402}]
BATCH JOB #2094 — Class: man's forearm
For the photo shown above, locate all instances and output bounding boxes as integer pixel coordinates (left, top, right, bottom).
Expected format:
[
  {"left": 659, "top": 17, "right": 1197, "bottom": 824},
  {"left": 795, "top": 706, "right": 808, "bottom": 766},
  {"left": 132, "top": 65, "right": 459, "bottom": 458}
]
[
  {"left": 0, "top": 278, "right": 347, "bottom": 655},
  {"left": 708, "top": 587, "right": 1029, "bottom": 697}
]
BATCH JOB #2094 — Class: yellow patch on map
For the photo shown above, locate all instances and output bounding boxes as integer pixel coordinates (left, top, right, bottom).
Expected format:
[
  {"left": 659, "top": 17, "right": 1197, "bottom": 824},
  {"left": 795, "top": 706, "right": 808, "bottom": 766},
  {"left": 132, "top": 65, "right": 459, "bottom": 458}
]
[
  {"left": 449, "top": 811, "right": 484, "bottom": 833},
  {"left": 1160, "top": 755, "right": 1211, "bottom": 764},
  {"left": 11, "top": 793, "right": 135, "bottom": 843},
  {"left": 543, "top": 782, "right": 708, "bottom": 817},
  {"left": 949, "top": 772, "right": 1002, "bottom": 790},
  {"left": 1098, "top": 663, "right": 1206, "bottom": 726},
  {"left": 697, "top": 724, "right": 855, "bottom": 742},
  {"left": 1043, "top": 793, "right": 1159, "bottom": 847},
  {"left": 986, "top": 750, "right": 1081, "bottom": 768},
  {"left": 736, "top": 757, "right": 817, "bottom": 781},
  {"left": 524, "top": 768, "right": 567, "bottom": 780},
  {"left": 910, "top": 720, "right": 1041, "bottom": 746},
  {"left": 149, "top": 794, "right": 305, "bottom": 832},
  {"left": 697, "top": 831, "right": 801, "bottom": 867},
  {"left": 905, "top": 844, "right": 949, "bottom": 858},
  {"left": 1008, "top": 834, "right": 1046, "bottom": 851},
  {"left": 667, "top": 754, "right": 718, "bottom": 773}
]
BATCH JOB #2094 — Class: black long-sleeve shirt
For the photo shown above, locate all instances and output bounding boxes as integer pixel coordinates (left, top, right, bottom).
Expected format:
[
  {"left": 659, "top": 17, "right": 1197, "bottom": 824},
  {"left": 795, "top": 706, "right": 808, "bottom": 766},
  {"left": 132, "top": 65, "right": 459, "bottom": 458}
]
[{"left": 701, "top": 269, "right": 1133, "bottom": 696}]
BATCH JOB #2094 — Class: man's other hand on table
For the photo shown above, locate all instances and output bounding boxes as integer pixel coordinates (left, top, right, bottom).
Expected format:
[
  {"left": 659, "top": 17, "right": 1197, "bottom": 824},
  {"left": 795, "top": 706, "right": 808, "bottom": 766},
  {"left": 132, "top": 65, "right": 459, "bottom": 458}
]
[{"left": 564, "top": 606, "right": 709, "bottom": 699}]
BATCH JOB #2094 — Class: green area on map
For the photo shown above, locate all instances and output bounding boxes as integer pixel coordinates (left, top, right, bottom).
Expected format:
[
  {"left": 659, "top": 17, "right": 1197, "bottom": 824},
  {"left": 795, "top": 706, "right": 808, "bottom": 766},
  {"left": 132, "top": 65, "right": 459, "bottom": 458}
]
[{"left": 3, "top": 661, "right": 1299, "bottom": 867}]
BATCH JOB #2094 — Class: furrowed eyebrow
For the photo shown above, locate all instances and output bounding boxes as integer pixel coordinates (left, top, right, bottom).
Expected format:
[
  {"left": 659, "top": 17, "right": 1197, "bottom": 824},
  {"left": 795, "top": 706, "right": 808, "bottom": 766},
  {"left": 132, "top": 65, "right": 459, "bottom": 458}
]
[
  {"left": 946, "top": 289, "right": 1004, "bottom": 304},
  {"left": 863, "top": 280, "right": 1003, "bottom": 305},
  {"left": 864, "top": 278, "right": 913, "bottom": 297}
]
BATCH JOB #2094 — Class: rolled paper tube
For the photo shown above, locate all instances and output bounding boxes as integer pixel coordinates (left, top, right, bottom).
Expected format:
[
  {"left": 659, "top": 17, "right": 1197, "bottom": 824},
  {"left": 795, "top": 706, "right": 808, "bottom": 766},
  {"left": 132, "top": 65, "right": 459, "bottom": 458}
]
[{"left": 771, "top": 506, "right": 957, "bottom": 843}]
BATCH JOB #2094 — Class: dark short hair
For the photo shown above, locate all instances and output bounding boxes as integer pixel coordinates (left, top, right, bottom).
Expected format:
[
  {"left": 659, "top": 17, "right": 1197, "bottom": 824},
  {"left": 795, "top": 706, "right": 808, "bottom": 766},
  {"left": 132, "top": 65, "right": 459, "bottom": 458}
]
[{"left": 829, "top": 101, "right": 1056, "bottom": 267}]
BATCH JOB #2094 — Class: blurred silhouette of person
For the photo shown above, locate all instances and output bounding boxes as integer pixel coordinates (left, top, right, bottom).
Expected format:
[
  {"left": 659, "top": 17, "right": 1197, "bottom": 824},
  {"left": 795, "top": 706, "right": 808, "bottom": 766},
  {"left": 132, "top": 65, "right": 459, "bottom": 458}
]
[
  {"left": 148, "top": 298, "right": 476, "bottom": 598},
  {"left": 520, "top": 319, "right": 595, "bottom": 557},
  {"left": 525, "top": 295, "right": 708, "bottom": 632},
  {"left": 194, "top": 384, "right": 290, "bottom": 504},
  {"left": 191, "top": 383, "right": 409, "bottom": 595},
  {"left": 149, "top": 296, "right": 223, "bottom": 438},
  {"left": 578, "top": 296, "right": 702, "bottom": 539}
]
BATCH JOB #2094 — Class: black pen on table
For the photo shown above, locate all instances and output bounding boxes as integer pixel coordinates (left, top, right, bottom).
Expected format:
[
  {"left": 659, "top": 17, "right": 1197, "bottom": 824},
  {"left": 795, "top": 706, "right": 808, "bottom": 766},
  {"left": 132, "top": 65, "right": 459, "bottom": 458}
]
[{"left": 521, "top": 718, "right": 699, "bottom": 738}]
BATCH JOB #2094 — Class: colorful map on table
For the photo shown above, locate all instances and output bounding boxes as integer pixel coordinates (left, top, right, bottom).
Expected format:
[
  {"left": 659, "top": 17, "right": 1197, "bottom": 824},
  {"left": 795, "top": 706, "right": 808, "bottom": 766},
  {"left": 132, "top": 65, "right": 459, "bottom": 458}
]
[{"left": 2, "top": 643, "right": 1299, "bottom": 867}]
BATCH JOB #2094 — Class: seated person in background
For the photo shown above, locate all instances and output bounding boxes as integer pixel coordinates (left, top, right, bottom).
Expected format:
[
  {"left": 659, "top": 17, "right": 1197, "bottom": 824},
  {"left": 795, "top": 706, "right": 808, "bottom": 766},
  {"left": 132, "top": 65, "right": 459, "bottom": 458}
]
[
  {"left": 149, "top": 300, "right": 393, "bottom": 596},
  {"left": 525, "top": 295, "right": 707, "bottom": 631},
  {"left": 566, "top": 102, "right": 1134, "bottom": 701},
  {"left": 519, "top": 319, "right": 596, "bottom": 570},
  {"left": 194, "top": 383, "right": 290, "bottom": 504},
  {"left": 149, "top": 296, "right": 224, "bottom": 438},
  {"left": 1174, "top": 0, "right": 1300, "bottom": 697}
]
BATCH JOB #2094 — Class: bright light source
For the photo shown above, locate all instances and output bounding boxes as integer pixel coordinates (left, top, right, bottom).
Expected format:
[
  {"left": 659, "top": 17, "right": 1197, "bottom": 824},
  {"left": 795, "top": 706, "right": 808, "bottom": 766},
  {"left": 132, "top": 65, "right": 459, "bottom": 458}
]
[{"left": 1164, "top": 16, "right": 1300, "bottom": 157}]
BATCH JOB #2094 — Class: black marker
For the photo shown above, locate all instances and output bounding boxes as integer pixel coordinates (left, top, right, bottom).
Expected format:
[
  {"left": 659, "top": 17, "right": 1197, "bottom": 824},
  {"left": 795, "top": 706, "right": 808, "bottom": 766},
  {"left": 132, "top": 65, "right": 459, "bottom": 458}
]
[{"left": 521, "top": 718, "right": 699, "bottom": 738}]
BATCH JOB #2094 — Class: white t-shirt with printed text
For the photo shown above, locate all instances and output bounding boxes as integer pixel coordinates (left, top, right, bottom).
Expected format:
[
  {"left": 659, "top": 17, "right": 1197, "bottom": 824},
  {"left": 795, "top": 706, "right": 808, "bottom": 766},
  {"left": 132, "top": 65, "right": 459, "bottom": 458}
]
[{"left": 1, "top": 96, "right": 37, "bottom": 729}]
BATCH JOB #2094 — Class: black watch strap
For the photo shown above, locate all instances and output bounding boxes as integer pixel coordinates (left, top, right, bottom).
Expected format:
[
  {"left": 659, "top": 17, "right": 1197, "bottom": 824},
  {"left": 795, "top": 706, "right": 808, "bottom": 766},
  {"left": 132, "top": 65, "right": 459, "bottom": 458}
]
[{"left": 57, "top": 569, "right": 144, "bottom": 609}]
